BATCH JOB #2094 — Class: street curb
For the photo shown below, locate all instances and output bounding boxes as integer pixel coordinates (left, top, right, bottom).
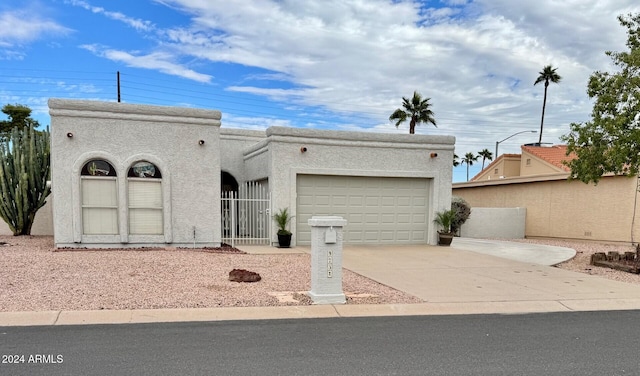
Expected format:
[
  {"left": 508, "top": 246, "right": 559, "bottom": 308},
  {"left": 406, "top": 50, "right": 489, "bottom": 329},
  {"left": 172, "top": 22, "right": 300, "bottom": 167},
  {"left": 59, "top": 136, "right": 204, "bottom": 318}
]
[{"left": 3, "top": 299, "right": 640, "bottom": 327}]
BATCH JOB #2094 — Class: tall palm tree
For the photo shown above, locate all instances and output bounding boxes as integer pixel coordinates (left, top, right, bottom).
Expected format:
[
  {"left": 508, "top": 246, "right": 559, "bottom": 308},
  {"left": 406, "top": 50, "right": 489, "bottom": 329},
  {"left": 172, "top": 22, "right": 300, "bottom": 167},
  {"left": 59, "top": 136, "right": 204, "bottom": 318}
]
[
  {"left": 534, "top": 65, "right": 562, "bottom": 144},
  {"left": 477, "top": 149, "right": 493, "bottom": 170},
  {"left": 462, "top": 152, "right": 479, "bottom": 181},
  {"left": 389, "top": 91, "right": 436, "bottom": 134}
]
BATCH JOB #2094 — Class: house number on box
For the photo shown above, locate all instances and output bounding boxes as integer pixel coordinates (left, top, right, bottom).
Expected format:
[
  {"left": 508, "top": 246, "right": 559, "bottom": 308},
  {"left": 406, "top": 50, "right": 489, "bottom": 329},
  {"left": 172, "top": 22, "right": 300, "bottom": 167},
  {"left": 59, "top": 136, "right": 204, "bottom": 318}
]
[{"left": 327, "top": 250, "right": 333, "bottom": 278}]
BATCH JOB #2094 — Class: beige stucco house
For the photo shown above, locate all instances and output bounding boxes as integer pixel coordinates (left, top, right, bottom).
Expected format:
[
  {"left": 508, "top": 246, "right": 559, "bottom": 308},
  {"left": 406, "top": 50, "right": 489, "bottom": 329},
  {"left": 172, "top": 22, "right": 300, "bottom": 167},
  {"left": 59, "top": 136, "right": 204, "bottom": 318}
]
[
  {"left": 453, "top": 145, "right": 640, "bottom": 243},
  {"left": 37, "top": 99, "right": 455, "bottom": 248}
]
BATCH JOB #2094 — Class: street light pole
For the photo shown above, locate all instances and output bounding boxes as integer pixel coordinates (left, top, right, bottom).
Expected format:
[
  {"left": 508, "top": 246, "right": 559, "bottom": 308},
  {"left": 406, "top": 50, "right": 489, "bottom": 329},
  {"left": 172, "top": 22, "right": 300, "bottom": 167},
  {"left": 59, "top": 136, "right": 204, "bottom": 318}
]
[{"left": 495, "top": 130, "right": 537, "bottom": 157}]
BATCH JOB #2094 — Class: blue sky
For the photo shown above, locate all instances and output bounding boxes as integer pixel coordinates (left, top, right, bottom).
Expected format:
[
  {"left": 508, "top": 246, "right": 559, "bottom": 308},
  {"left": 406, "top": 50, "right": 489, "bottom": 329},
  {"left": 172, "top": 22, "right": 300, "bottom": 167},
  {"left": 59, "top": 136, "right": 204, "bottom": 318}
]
[{"left": 1, "top": 0, "right": 639, "bottom": 182}]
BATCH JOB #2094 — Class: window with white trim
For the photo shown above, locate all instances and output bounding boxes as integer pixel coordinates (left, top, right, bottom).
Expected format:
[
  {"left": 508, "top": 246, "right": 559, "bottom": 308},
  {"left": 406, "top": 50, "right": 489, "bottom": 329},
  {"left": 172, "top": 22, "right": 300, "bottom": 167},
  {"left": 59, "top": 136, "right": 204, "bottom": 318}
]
[
  {"left": 81, "top": 160, "right": 118, "bottom": 235},
  {"left": 128, "top": 161, "right": 163, "bottom": 235}
]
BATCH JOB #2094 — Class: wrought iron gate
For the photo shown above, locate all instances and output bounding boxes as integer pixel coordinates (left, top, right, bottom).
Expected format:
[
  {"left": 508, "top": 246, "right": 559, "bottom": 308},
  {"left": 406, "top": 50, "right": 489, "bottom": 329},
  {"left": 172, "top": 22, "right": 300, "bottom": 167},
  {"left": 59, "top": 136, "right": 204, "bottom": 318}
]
[{"left": 221, "top": 182, "right": 271, "bottom": 246}]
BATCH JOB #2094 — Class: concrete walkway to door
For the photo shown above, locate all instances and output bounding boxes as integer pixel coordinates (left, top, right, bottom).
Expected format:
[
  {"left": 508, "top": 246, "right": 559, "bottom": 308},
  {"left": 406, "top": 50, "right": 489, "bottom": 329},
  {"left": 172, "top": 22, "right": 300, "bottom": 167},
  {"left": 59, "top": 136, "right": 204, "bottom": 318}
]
[{"left": 338, "top": 238, "right": 640, "bottom": 315}]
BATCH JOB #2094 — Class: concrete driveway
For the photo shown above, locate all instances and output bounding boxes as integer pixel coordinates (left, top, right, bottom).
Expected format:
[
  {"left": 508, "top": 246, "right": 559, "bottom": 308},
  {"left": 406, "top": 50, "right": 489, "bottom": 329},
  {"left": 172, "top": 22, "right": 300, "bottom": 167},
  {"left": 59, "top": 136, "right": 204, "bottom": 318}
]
[{"left": 340, "top": 239, "right": 640, "bottom": 313}]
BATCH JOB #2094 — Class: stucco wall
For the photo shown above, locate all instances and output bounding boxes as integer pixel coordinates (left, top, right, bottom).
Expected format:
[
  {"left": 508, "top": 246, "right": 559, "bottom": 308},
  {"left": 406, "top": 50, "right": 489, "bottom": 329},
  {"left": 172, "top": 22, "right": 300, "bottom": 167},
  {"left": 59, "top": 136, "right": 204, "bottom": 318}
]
[
  {"left": 520, "top": 152, "right": 562, "bottom": 176},
  {"left": 0, "top": 200, "right": 53, "bottom": 236},
  {"left": 243, "top": 139, "right": 271, "bottom": 183},
  {"left": 49, "top": 99, "right": 222, "bottom": 248},
  {"left": 220, "top": 128, "right": 265, "bottom": 184},
  {"left": 249, "top": 127, "right": 455, "bottom": 246},
  {"left": 503, "top": 157, "right": 522, "bottom": 178},
  {"left": 475, "top": 155, "right": 521, "bottom": 181},
  {"left": 460, "top": 207, "right": 526, "bottom": 239},
  {"left": 453, "top": 175, "right": 640, "bottom": 243}
]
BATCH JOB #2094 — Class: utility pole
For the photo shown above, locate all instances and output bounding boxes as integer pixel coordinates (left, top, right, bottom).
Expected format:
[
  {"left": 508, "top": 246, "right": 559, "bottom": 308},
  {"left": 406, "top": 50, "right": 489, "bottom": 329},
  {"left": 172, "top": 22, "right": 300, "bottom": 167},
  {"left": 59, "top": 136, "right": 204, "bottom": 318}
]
[{"left": 117, "top": 71, "right": 121, "bottom": 103}]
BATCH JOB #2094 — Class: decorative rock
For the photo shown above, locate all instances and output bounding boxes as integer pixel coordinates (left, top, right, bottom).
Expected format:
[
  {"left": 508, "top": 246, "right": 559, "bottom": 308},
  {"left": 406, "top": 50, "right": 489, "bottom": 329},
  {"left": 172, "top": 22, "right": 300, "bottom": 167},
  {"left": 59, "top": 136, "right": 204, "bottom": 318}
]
[
  {"left": 228, "top": 269, "right": 261, "bottom": 282},
  {"left": 590, "top": 252, "right": 607, "bottom": 264}
]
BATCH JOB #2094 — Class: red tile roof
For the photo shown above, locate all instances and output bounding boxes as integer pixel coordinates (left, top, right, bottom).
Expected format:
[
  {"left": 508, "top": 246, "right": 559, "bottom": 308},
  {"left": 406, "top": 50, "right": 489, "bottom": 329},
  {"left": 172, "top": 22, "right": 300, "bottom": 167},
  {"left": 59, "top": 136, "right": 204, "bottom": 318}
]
[{"left": 521, "top": 145, "right": 576, "bottom": 172}]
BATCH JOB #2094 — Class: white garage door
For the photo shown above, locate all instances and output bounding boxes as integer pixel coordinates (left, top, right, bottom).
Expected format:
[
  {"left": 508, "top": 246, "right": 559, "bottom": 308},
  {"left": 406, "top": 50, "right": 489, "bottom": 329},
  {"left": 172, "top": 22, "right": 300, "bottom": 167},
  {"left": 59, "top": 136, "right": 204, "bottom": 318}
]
[{"left": 296, "top": 175, "right": 430, "bottom": 245}]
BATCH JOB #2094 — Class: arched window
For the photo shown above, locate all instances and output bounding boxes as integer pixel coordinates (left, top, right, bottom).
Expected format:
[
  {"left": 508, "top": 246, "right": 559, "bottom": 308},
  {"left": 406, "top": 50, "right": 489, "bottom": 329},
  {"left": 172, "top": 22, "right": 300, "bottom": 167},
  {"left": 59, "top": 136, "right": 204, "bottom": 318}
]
[
  {"left": 81, "top": 159, "right": 118, "bottom": 234},
  {"left": 128, "top": 161, "right": 163, "bottom": 235}
]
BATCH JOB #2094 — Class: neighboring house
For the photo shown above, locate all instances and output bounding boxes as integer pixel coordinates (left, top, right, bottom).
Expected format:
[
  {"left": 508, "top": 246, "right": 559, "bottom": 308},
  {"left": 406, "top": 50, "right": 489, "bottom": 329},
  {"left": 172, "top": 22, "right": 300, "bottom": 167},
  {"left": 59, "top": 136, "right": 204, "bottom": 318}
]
[
  {"left": 45, "top": 99, "right": 455, "bottom": 248},
  {"left": 453, "top": 144, "right": 640, "bottom": 243},
  {"left": 471, "top": 145, "right": 575, "bottom": 181}
]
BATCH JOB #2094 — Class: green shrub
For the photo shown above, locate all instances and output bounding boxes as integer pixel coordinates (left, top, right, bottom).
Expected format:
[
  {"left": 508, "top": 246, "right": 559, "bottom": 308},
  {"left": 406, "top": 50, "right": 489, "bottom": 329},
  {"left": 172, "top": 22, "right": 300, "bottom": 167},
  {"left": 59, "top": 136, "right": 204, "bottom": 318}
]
[{"left": 451, "top": 196, "right": 471, "bottom": 235}]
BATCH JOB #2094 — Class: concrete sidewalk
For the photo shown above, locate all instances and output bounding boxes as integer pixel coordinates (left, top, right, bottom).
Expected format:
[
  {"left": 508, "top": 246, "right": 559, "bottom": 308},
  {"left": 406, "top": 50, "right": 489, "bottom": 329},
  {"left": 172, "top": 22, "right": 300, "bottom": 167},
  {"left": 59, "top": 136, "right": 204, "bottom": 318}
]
[{"left": 2, "top": 239, "right": 640, "bottom": 326}]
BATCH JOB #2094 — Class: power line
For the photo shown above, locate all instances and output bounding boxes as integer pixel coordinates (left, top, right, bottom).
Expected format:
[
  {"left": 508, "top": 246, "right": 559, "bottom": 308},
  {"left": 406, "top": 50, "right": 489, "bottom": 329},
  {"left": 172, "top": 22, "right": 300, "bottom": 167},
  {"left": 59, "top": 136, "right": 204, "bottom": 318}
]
[{"left": 2, "top": 68, "right": 567, "bottom": 136}]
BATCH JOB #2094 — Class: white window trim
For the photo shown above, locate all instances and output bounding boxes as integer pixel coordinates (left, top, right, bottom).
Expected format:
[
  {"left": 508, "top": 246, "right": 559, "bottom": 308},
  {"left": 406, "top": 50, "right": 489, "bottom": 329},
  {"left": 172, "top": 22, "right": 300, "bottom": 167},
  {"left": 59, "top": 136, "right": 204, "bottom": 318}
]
[
  {"left": 72, "top": 153, "right": 123, "bottom": 244},
  {"left": 123, "top": 154, "right": 172, "bottom": 244},
  {"left": 72, "top": 153, "right": 172, "bottom": 245}
]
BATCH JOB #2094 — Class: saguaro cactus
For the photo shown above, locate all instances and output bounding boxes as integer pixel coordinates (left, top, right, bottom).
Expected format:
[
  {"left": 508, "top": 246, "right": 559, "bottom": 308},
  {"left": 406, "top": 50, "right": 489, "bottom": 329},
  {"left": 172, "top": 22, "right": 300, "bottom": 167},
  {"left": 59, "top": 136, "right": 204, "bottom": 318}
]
[{"left": 0, "top": 126, "right": 51, "bottom": 235}]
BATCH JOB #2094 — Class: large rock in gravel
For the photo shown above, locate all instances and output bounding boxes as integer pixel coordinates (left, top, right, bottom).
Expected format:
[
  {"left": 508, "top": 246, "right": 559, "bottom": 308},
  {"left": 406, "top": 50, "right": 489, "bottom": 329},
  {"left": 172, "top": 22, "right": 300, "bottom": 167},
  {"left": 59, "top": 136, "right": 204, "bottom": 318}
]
[{"left": 229, "top": 269, "right": 262, "bottom": 282}]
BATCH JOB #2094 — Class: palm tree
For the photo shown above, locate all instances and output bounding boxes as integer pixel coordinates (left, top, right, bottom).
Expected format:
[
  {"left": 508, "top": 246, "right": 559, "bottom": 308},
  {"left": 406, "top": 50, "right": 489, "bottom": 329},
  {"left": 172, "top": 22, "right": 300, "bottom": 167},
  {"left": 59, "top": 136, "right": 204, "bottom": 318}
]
[
  {"left": 453, "top": 153, "right": 460, "bottom": 167},
  {"left": 534, "top": 65, "right": 562, "bottom": 144},
  {"left": 477, "top": 149, "right": 493, "bottom": 170},
  {"left": 389, "top": 91, "right": 436, "bottom": 134},
  {"left": 462, "top": 152, "right": 479, "bottom": 181}
]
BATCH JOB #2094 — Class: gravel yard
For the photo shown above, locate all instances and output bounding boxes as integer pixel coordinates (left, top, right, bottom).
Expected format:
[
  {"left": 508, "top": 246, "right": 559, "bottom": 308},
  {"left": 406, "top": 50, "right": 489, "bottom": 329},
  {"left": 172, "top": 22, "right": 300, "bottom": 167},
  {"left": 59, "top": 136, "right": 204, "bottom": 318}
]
[
  {"left": 514, "top": 238, "right": 640, "bottom": 284},
  {"left": 1, "top": 236, "right": 639, "bottom": 312},
  {"left": 0, "top": 236, "right": 421, "bottom": 312}
]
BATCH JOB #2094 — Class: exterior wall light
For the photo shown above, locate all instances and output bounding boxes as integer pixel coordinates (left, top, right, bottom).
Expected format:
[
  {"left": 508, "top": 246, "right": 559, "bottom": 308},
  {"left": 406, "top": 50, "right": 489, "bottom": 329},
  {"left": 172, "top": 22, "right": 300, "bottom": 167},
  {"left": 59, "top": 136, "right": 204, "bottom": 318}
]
[
  {"left": 430, "top": 152, "right": 438, "bottom": 158},
  {"left": 67, "top": 132, "right": 73, "bottom": 138},
  {"left": 199, "top": 140, "right": 205, "bottom": 145},
  {"left": 300, "top": 147, "right": 308, "bottom": 153}
]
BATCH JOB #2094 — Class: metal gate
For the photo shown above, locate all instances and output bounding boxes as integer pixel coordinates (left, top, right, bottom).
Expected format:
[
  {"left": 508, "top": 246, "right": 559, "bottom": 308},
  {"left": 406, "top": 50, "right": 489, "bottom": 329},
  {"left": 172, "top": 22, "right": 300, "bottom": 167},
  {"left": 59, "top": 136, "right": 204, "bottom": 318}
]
[{"left": 221, "top": 182, "right": 271, "bottom": 246}]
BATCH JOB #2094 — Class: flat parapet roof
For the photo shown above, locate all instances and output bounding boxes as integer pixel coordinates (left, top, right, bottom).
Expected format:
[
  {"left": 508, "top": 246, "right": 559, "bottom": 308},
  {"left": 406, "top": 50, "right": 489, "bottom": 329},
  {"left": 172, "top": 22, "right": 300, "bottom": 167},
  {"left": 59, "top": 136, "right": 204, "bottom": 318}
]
[
  {"left": 243, "top": 126, "right": 455, "bottom": 158},
  {"left": 265, "top": 126, "right": 455, "bottom": 146},
  {"left": 48, "top": 99, "right": 221, "bottom": 126},
  {"left": 220, "top": 128, "right": 266, "bottom": 138}
]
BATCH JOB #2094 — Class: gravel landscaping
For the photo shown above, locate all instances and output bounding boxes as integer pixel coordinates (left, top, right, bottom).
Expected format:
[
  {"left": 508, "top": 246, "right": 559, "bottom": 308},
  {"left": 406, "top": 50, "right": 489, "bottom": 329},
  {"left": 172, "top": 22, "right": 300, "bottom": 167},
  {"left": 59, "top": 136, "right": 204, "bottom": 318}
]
[
  {"left": 1, "top": 236, "right": 639, "bottom": 312},
  {"left": 0, "top": 236, "right": 421, "bottom": 312},
  {"left": 514, "top": 238, "right": 640, "bottom": 284}
]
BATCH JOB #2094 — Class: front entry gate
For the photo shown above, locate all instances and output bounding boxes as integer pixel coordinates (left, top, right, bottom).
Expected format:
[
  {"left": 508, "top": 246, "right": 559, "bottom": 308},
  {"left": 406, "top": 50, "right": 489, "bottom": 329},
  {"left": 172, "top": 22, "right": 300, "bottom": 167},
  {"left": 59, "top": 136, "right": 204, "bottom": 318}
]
[{"left": 221, "top": 182, "right": 271, "bottom": 246}]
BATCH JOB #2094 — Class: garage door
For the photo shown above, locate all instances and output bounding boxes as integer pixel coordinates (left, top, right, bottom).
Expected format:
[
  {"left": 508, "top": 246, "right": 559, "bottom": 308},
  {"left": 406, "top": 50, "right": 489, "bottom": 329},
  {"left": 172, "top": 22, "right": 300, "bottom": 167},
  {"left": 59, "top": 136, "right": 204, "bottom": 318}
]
[{"left": 296, "top": 175, "right": 430, "bottom": 245}]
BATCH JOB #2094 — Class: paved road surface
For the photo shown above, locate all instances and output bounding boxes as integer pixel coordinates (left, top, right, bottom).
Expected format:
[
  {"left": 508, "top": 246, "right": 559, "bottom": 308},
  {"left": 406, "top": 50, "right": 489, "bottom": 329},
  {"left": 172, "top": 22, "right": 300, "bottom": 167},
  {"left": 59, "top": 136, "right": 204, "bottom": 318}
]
[{"left": 1, "top": 311, "right": 637, "bottom": 375}]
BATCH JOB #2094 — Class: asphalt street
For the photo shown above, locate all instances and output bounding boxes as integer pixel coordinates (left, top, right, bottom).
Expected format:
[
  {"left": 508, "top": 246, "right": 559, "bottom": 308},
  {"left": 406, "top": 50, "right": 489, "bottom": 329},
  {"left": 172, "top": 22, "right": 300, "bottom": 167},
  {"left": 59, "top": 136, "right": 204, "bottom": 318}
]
[{"left": 1, "top": 311, "right": 638, "bottom": 376}]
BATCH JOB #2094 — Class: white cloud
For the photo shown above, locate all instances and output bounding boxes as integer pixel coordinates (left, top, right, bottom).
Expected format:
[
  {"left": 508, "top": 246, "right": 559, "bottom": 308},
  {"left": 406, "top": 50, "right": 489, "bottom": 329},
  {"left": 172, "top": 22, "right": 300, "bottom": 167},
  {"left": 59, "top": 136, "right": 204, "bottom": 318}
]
[
  {"left": 0, "top": 9, "right": 71, "bottom": 59},
  {"left": 146, "top": 0, "right": 640, "bottom": 157},
  {"left": 42, "top": 0, "right": 640, "bottom": 162},
  {"left": 65, "top": 0, "right": 155, "bottom": 31},
  {"left": 221, "top": 114, "right": 293, "bottom": 130},
  {"left": 80, "top": 44, "right": 212, "bottom": 83}
]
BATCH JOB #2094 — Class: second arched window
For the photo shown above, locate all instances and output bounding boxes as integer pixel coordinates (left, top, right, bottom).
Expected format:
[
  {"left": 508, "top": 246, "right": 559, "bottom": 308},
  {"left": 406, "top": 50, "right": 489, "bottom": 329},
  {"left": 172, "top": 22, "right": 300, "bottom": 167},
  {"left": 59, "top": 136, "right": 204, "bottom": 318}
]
[{"left": 128, "top": 161, "right": 163, "bottom": 235}]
